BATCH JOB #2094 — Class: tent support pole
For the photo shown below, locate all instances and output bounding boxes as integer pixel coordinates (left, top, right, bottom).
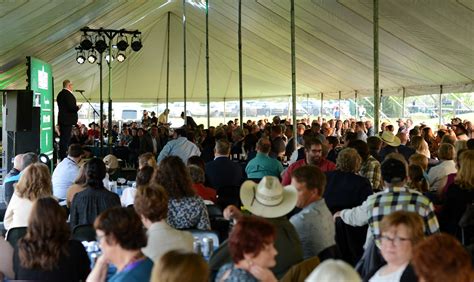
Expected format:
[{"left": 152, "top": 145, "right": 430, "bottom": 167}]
[
  {"left": 355, "top": 90, "right": 358, "bottom": 119},
  {"left": 402, "top": 87, "right": 406, "bottom": 118},
  {"left": 183, "top": 0, "right": 187, "bottom": 127},
  {"left": 373, "top": 0, "right": 380, "bottom": 133},
  {"left": 439, "top": 85, "right": 443, "bottom": 126},
  {"left": 107, "top": 43, "right": 113, "bottom": 155},
  {"left": 320, "top": 92, "right": 323, "bottom": 119},
  {"left": 238, "top": 0, "right": 243, "bottom": 128},
  {"left": 166, "top": 12, "right": 170, "bottom": 110},
  {"left": 206, "top": 0, "right": 210, "bottom": 128},
  {"left": 290, "top": 0, "right": 297, "bottom": 151},
  {"left": 99, "top": 56, "right": 104, "bottom": 154},
  {"left": 338, "top": 91, "right": 342, "bottom": 120}
]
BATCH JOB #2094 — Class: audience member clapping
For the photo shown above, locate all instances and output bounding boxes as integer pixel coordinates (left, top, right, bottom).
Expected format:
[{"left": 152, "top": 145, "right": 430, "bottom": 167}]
[
  {"left": 87, "top": 207, "right": 153, "bottom": 282},
  {"left": 14, "top": 197, "right": 90, "bottom": 280}
]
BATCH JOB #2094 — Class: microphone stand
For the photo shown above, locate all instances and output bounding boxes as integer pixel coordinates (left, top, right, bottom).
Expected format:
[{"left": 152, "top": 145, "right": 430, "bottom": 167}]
[{"left": 75, "top": 90, "right": 100, "bottom": 149}]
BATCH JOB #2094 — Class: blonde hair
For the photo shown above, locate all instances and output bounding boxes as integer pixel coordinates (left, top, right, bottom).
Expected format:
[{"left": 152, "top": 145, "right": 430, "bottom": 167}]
[
  {"left": 151, "top": 250, "right": 209, "bottom": 282},
  {"left": 455, "top": 150, "right": 474, "bottom": 189},
  {"left": 138, "top": 152, "right": 157, "bottom": 169},
  {"left": 16, "top": 163, "right": 52, "bottom": 200},
  {"left": 411, "top": 136, "right": 430, "bottom": 158},
  {"left": 336, "top": 148, "right": 361, "bottom": 173},
  {"left": 409, "top": 153, "right": 428, "bottom": 171},
  {"left": 306, "top": 259, "right": 361, "bottom": 282}
]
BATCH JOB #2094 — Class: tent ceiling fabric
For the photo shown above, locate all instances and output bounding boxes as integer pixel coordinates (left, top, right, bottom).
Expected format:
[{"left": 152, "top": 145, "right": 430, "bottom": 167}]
[{"left": 0, "top": 0, "right": 473, "bottom": 102}]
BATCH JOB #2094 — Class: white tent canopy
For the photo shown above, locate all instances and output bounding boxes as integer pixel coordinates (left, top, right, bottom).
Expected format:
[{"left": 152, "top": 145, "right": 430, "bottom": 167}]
[{"left": 0, "top": 0, "right": 473, "bottom": 102}]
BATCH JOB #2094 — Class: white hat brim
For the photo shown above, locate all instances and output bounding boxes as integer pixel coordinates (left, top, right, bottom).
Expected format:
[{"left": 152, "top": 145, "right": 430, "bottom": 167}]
[{"left": 240, "top": 180, "right": 297, "bottom": 218}]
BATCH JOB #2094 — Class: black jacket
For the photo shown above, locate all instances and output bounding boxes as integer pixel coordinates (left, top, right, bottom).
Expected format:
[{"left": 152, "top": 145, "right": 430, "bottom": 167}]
[{"left": 57, "top": 89, "right": 79, "bottom": 126}]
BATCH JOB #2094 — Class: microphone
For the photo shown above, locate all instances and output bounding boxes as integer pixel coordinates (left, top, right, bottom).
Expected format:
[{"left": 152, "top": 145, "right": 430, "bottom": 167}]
[{"left": 74, "top": 89, "right": 85, "bottom": 93}]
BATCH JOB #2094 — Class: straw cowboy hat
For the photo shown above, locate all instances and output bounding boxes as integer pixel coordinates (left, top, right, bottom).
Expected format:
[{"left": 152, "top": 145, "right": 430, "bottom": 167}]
[
  {"left": 240, "top": 176, "right": 297, "bottom": 218},
  {"left": 380, "top": 131, "right": 401, "bottom": 147}
]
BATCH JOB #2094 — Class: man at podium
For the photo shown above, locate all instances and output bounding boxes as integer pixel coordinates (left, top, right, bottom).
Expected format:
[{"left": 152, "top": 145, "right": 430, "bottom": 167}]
[{"left": 57, "top": 80, "right": 81, "bottom": 160}]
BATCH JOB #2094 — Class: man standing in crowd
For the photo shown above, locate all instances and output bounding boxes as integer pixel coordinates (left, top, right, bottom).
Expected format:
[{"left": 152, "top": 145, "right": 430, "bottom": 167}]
[
  {"left": 57, "top": 79, "right": 81, "bottom": 160},
  {"left": 290, "top": 165, "right": 336, "bottom": 260},
  {"left": 282, "top": 137, "right": 336, "bottom": 185},
  {"left": 205, "top": 139, "right": 244, "bottom": 191},
  {"left": 158, "top": 109, "right": 170, "bottom": 125}
]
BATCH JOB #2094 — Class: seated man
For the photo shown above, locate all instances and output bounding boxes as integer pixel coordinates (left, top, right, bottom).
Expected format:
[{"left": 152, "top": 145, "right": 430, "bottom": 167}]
[
  {"left": 205, "top": 139, "right": 244, "bottom": 191},
  {"left": 209, "top": 176, "right": 303, "bottom": 279},
  {"left": 282, "top": 137, "right": 336, "bottom": 185},
  {"left": 52, "top": 144, "right": 83, "bottom": 201},
  {"left": 245, "top": 137, "right": 283, "bottom": 179},
  {"left": 134, "top": 183, "right": 193, "bottom": 262},
  {"left": 3, "top": 153, "right": 38, "bottom": 205},
  {"left": 290, "top": 165, "right": 336, "bottom": 260}
]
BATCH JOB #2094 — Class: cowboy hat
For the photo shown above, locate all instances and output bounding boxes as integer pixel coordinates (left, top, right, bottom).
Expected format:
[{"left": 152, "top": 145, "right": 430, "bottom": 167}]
[
  {"left": 380, "top": 131, "right": 401, "bottom": 147},
  {"left": 240, "top": 176, "right": 297, "bottom": 218}
]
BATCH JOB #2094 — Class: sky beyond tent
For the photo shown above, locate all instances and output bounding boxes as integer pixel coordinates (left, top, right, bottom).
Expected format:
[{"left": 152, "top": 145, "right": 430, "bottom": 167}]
[{"left": 0, "top": 0, "right": 473, "bottom": 103}]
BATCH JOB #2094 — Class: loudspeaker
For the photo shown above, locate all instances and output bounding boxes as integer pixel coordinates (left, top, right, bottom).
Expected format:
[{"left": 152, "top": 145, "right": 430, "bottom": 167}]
[{"left": 2, "top": 90, "right": 33, "bottom": 132}]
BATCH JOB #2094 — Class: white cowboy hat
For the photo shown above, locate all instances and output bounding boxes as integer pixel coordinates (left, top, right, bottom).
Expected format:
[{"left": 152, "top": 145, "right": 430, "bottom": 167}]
[
  {"left": 240, "top": 176, "right": 297, "bottom": 218},
  {"left": 380, "top": 131, "right": 401, "bottom": 147}
]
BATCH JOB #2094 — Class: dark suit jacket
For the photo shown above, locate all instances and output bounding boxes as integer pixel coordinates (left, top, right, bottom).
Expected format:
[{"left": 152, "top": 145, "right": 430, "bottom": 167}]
[
  {"left": 57, "top": 89, "right": 79, "bottom": 126},
  {"left": 324, "top": 170, "right": 373, "bottom": 214},
  {"left": 205, "top": 157, "right": 244, "bottom": 190}
]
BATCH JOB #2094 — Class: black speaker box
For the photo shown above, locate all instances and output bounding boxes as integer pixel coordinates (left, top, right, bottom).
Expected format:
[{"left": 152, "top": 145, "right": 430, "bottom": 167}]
[{"left": 2, "top": 90, "right": 33, "bottom": 132}]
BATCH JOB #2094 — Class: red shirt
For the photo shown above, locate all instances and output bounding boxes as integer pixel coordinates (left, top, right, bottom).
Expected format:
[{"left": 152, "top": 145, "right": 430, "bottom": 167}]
[
  {"left": 192, "top": 183, "right": 217, "bottom": 203},
  {"left": 281, "top": 158, "right": 336, "bottom": 185}
]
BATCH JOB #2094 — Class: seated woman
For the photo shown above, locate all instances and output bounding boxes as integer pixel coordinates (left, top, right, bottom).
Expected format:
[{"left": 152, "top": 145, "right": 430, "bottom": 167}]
[
  {"left": 66, "top": 162, "right": 88, "bottom": 208},
  {"left": 188, "top": 164, "right": 217, "bottom": 202},
  {"left": 70, "top": 158, "right": 121, "bottom": 227},
  {"left": 154, "top": 156, "right": 211, "bottom": 230},
  {"left": 324, "top": 148, "right": 373, "bottom": 213},
  {"left": 407, "top": 164, "right": 428, "bottom": 193},
  {"left": 4, "top": 163, "right": 52, "bottom": 230},
  {"left": 412, "top": 233, "right": 473, "bottom": 282},
  {"left": 151, "top": 250, "right": 208, "bottom": 282},
  {"left": 14, "top": 197, "right": 90, "bottom": 280},
  {"left": 216, "top": 215, "right": 278, "bottom": 282},
  {"left": 87, "top": 207, "right": 153, "bottom": 282},
  {"left": 367, "top": 210, "right": 425, "bottom": 282},
  {"left": 134, "top": 183, "right": 193, "bottom": 261},
  {"left": 138, "top": 152, "right": 157, "bottom": 169}
]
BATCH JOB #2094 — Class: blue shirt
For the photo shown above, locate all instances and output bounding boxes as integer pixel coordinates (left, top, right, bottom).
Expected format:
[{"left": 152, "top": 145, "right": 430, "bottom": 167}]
[
  {"left": 109, "top": 257, "right": 153, "bottom": 282},
  {"left": 290, "top": 199, "right": 336, "bottom": 259},
  {"left": 52, "top": 157, "right": 80, "bottom": 199},
  {"left": 157, "top": 137, "right": 200, "bottom": 164},
  {"left": 245, "top": 152, "right": 283, "bottom": 179}
]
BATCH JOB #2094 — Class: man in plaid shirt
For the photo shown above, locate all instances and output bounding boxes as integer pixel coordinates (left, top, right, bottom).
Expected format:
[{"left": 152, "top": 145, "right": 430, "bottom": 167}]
[{"left": 335, "top": 157, "right": 439, "bottom": 247}]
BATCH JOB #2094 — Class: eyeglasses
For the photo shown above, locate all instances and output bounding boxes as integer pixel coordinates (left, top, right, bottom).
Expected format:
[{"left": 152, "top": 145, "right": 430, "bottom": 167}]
[{"left": 378, "top": 235, "right": 411, "bottom": 246}]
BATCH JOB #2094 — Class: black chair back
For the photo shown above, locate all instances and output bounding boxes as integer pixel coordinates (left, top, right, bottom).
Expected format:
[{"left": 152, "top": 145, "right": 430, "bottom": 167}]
[
  {"left": 72, "top": 224, "right": 96, "bottom": 242},
  {"left": 6, "top": 227, "right": 27, "bottom": 247},
  {"left": 459, "top": 203, "right": 474, "bottom": 245},
  {"left": 216, "top": 186, "right": 241, "bottom": 210}
]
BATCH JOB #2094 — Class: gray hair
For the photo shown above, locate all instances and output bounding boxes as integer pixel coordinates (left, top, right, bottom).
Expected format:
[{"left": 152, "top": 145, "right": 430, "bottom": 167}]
[{"left": 21, "top": 152, "right": 38, "bottom": 171}]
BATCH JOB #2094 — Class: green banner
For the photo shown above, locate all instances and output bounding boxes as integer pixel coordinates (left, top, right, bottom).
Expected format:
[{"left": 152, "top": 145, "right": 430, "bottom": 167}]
[{"left": 28, "top": 57, "right": 54, "bottom": 159}]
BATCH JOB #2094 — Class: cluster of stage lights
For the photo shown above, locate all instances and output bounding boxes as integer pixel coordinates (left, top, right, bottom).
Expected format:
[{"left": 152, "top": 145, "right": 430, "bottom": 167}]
[{"left": 76, "top": 30, "right": 142, "bottom": 64}]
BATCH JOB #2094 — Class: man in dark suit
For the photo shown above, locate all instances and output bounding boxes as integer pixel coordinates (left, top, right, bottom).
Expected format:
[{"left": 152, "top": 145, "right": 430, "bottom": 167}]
[
  {"left": 205, "top": 139, "right": 245, "bottom": 207},
  {"left": 57, "top": 80, "right": 81, "bottom": 160}
]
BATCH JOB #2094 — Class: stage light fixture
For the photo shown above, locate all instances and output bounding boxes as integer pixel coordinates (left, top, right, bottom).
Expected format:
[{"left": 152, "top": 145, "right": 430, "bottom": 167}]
[
  {"left": 105, "top": 53, "right": 114, "bottom": 63},
  {"left": 80, "top": 33, "right": 93, "bottom": 50},
  {"left": 76, "top": 50, "right": 85, "bottom": 64},
  {"left": 87, "top": 50, "right": 97, "bottom": 64},
  {"left": 116, "top": 53, "right": 126, "bottom": 62},
  {"left": 131, "top": 34, "right": 142, "bottom": 52},
  {"left": 95, "top": 34, "right": 108, "bottom": 53},
  {"left": 116, "top": 35, "right": 129, "bottom": 51}
]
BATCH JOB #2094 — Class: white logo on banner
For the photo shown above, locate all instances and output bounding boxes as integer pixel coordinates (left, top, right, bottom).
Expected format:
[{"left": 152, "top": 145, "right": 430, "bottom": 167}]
[{"left": 38, "top": 66, "right": 48, "bottom": 90}]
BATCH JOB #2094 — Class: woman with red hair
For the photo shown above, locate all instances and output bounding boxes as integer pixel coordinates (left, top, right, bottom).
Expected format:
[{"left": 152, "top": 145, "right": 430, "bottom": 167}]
[{"left": 216, "top": 216, "right": 278, "bottom": 282}]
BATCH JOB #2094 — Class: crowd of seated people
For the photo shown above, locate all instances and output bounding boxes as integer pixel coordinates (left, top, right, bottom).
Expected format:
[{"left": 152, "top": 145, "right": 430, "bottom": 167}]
[{"left": 1, "top": 114, "right": 474, "bottom": 281}]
